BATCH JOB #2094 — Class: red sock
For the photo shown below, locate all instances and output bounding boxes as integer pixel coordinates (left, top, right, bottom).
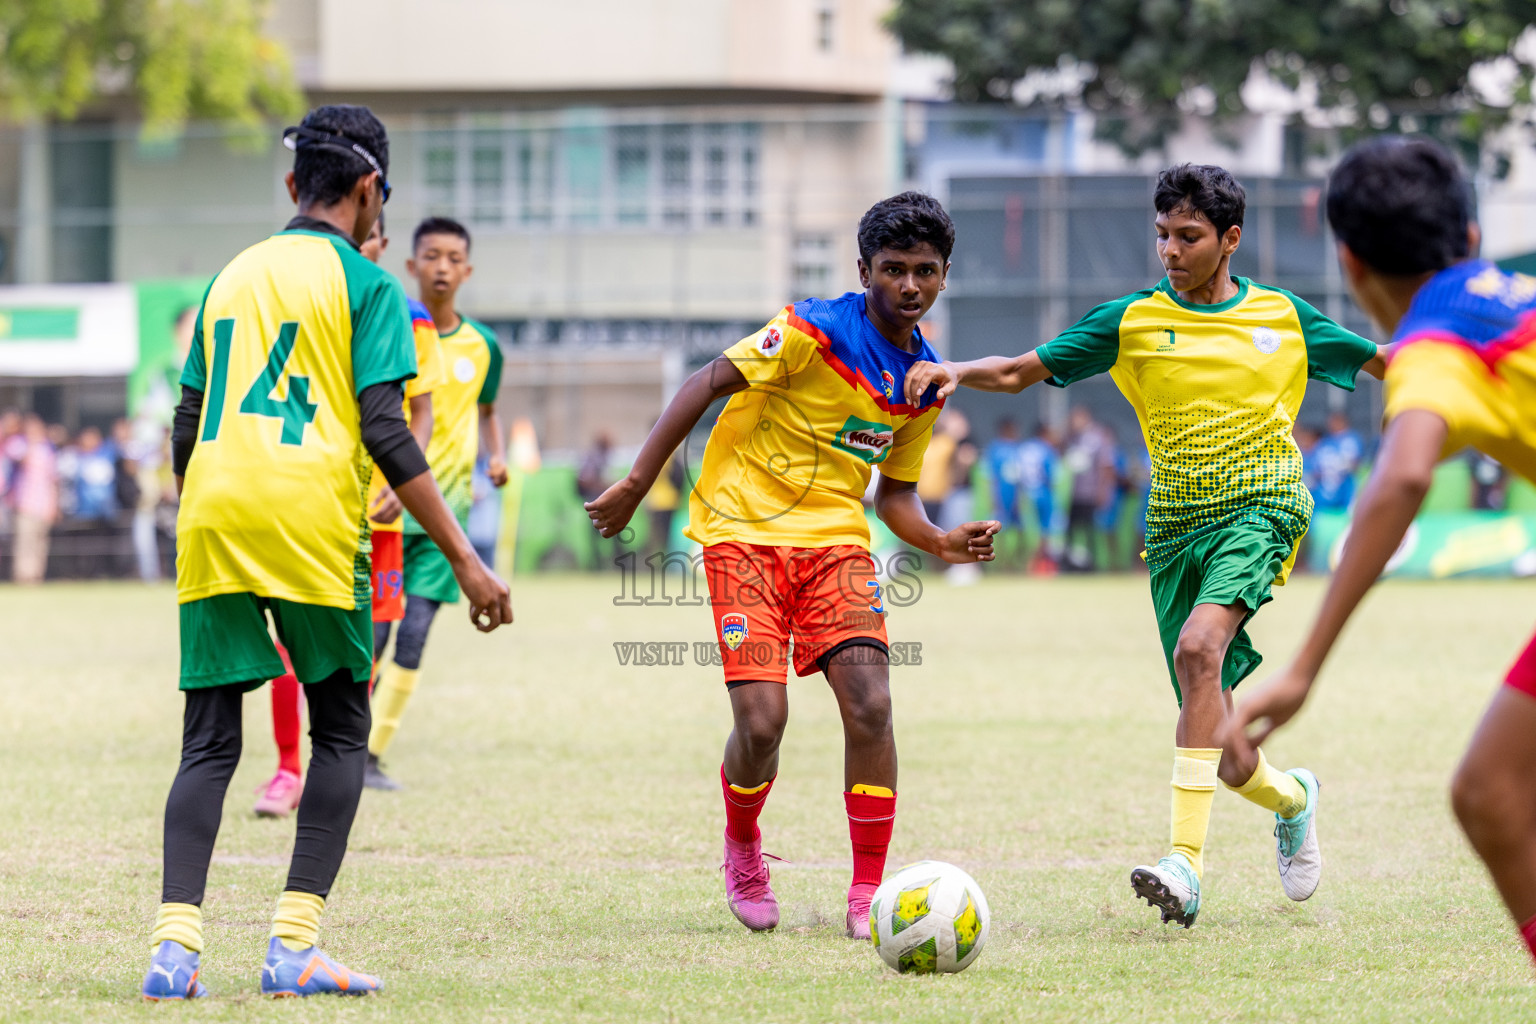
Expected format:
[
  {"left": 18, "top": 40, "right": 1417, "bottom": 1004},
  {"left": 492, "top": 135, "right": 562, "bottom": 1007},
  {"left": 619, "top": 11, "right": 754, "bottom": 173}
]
[
  {"left": 845, "top": 790, "right": 897, "bottom": 893},
  {"left": 271, "top": 645, "right": 302, "bottom": 777},
  {"left": 721, "top": 766, "right": 774, "bottom": 843},
  {"left": 1520, "top": 914, "right": 1536, "bottom": 967}
]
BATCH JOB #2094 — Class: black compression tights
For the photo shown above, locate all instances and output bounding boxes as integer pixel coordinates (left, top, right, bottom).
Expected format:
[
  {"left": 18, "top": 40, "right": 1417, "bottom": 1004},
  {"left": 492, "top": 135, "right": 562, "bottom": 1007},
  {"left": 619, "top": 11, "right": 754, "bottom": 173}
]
[{"left": 160, "top": 670, "right": 371, "bottom": 904}]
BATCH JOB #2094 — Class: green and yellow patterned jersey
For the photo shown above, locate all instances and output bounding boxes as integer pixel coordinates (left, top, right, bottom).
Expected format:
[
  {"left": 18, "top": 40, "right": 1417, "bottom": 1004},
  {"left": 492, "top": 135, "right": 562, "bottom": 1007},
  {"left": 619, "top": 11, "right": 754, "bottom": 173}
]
[
  {"left": 1036, "top": 277, "right": 1377, "bottom": 573},
  {"left": 402, "top": 315, "right": 502, "bottom": 533},
  {"left": 178, "top": 227, "right": 417, "bottom": 609}
]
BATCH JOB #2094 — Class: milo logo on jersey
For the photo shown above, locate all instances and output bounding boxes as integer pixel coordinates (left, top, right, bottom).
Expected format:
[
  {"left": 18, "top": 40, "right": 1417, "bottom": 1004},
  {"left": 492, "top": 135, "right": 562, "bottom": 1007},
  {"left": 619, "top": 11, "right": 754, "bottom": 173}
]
[{"left": 832, "top": 415, "right": 894, "bottom": 464}]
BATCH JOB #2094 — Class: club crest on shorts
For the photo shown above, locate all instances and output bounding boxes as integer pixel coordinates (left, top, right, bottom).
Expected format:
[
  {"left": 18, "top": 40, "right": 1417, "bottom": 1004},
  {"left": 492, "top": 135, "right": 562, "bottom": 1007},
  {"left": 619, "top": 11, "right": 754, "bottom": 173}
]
[
  {"left": 1252, "top": 326, "right": 1281, "bottom": 354},
  {"left": 881, "top": 370, "right": 896, "bottom": 399},
  {"left": 759, "top": 327, "right": 784, "bottom": 355},
  {"left": 720, "top": 613, "right": 748, "bottom": 651}
]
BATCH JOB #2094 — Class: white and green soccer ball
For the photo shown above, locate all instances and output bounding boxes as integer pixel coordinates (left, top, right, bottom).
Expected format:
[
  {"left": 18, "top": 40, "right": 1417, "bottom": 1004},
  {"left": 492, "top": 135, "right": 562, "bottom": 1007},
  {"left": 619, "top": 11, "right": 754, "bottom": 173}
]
[{"left": 869, "top": 860, "right": 990, "bottom": 975}]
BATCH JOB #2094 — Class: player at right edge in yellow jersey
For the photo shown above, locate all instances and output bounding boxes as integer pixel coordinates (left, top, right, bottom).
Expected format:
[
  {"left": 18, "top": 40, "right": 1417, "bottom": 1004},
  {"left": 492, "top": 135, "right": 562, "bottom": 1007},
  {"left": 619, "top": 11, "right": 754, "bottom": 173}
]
[
  {"left": 904, "top": 164, "right": 1386, "bottom": 930},
  {"left": 365, "top": 216, "right": 508, "bottom": 791},
  {"left": 141, "top": 105, "right": 511, "bottom": 1002}
]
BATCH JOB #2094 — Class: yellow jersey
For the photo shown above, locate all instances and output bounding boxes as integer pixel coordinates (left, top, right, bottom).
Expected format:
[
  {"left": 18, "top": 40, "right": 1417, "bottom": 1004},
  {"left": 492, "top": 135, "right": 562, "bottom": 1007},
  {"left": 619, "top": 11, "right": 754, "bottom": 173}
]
[
  {"left": 366, "top": 299, "right": 444, "bottom": 533},
  {"left": 1036, "top": 277, "right": 1378, "bottom": 572},
  {"left": 403, "top": 316, "right": 502, "bottom": 532},
  {"left": 1384, "top": 260, "right": 1536, "bottom": 484},
  {"left": 177, "top": 225, "right": 417, "bottom": 608},
  {"left": 686, "top": 293, "right": 944, "bottom": 549}
]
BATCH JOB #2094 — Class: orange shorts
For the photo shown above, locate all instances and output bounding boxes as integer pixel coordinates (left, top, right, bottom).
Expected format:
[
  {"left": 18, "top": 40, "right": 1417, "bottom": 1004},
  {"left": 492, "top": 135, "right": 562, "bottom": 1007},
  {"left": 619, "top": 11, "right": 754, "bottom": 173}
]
[
  {"left": 370, "top": 530, "right": 405, "bottom": 623},
  {"left": 702, "top": 542, "right": 888, "bottom": 685}
]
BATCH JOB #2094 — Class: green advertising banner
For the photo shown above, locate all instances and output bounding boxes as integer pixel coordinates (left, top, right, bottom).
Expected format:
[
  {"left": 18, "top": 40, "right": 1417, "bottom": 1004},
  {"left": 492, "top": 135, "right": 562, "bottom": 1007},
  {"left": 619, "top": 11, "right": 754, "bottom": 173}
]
[
  {"left": 128, "top": 278, "right": 210, "bottom": 423},
  {"left": 0, "top": 307, "right": 80, "bottom": 342},
  {"left": 1309, "top": 510, "right": 1536, "bottom": 578}
]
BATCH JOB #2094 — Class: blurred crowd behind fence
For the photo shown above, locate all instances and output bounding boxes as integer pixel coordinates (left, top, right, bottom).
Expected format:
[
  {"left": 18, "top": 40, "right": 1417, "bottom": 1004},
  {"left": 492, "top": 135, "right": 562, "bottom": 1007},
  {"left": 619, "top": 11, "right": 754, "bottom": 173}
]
[{"left": 6, "top": 107, "right": 1536, "bottom": 582}]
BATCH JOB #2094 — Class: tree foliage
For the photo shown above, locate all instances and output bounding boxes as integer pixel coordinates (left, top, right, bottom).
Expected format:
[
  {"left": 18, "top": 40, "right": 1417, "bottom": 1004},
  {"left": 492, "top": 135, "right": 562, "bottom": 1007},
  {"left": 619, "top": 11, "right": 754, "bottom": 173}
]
[
  {"left": 0, "top": 0, "right": 302, "bottom": 135},
  {"left": 888, "top": 0, "right": 1536, "bottom": 159}
]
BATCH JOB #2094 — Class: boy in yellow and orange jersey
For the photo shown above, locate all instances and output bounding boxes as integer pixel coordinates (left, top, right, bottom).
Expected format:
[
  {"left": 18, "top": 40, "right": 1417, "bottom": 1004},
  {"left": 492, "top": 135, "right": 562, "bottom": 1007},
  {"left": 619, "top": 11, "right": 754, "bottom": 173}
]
[{"left": 587, "top": 192, "right": 998, "bottom": 939}]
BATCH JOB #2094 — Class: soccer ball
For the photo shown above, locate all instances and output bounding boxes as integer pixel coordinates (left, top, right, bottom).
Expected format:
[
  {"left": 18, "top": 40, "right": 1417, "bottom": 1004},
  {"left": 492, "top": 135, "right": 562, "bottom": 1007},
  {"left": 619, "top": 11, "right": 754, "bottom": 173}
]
[{"left": 869, "top": 860, "right": 990, "bottom": 974}]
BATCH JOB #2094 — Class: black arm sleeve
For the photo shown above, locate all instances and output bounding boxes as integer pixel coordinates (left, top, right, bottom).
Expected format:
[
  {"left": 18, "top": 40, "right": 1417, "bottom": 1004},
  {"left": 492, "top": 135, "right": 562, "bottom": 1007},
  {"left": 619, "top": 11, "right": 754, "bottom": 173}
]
[
  {"left": 360, "top": 381, "right": 430, "bottom": 488},
  {"left": 172, "top": 386, "right": 204, "bottom": 477}
]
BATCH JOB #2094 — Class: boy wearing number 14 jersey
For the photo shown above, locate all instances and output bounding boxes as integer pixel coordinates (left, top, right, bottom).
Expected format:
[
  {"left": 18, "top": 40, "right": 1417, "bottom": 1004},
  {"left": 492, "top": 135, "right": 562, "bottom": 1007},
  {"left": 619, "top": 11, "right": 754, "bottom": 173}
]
[{"left": 142, "top": 105, "right": 510, "bottom": 1001}]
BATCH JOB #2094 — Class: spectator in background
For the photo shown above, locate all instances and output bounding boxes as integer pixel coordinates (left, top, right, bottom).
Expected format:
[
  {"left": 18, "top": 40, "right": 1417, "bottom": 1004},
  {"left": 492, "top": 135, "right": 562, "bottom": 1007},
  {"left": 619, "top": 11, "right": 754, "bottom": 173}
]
[
  {"left": 916, "top": 411, "right": 958, "bottom": 523},
  {"left": 53, "top": 427, "right": 80, "bottom": 521},
  {"left": 984, "top": 417, "right": 1026, "bottom": 570},
  {"left": 645, "top": 448, "right": 687, "bottom": 558},
  {"left": 128, "top": 416, "right": 166, "bottom": 582},
  {"left": 938, "top": 409, "right": 979, "bottom": 530},
  {"left": 1470, "top": 453, "right": 1509, "bottom": 511},
  {"left": 1097, "top": 427, "right": 1129, "bottom": 569},
  {"left": 0, "top": 410, "right": 21, "bottom": 533},
  {"left": 467, "top": 454, "right": 503, "bottom": 568},
  {"left": 577, "top": 432, "right": 615, "bottom": 570},
  {"left": 1063, "top": 406, "right": 1116, "bottom": 571},
  {"left": 10, "top": 415, "right": 59, "bottom": 583},
  {"left": 73, "top": 427, "right": 118, "bottom": 523},
  {"left": 1132, "top": 446, "right": 1153, "bottom": 565},
  {"left": 1018, "top": 421, "right": 1061, "bottom": 574},
  {"left": 1308, "top": 410, "right": 1364, "bottom": 512}
]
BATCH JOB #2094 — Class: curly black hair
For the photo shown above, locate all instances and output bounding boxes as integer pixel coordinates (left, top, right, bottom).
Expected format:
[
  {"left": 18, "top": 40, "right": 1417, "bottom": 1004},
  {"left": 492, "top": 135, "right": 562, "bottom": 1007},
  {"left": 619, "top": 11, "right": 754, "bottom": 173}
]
[
  {"left": 857, "top": 191, "right": 955, "bottom": 263},
  {"left": 290, "top": 105, "right": 389, "bottom": 208},
  {"left": 1154, "top": 164, "right": 1246, "bottom": 237}
]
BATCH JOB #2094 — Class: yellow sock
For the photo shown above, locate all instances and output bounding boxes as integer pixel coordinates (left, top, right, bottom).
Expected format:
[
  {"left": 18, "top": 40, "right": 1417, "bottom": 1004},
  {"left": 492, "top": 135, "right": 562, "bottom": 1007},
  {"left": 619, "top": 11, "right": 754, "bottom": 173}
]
[
  {"left": 270, "top": 891, "right": 325, "bottom": 952},
  {"left": 150, "top": 902, "right": 203, "bottom": 953},
  {"left": 1170, "top": 747, "right": 1222, "bottom": 878},
  {"left": 851, "top": 784, "right": 894, "bottom": 797},
  {"left": 368, "top": 663, "right": 420, "bottom": 758},
  {"left": 1226, "top": 749, "right": 1308, "bottom": 819}
]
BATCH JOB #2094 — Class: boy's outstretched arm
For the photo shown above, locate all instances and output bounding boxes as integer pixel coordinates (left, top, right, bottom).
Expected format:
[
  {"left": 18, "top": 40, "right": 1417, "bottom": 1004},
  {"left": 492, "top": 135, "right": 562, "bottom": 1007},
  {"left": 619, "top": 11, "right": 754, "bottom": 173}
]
[
  {"left": 903, "top": 351, "right": 1053, "bottom": 405},
  {"left": 1362, "top": 345, "right": 1388, "bottom": 380},
  {"left": 874, "top": 474, "right": 999, "bottom": 564},
  {"left": 1226, "top": 409, "right": 1447, "bottom": 755},
  {"left": 586, "top": 355, "right": 749, "bottom": 537}
]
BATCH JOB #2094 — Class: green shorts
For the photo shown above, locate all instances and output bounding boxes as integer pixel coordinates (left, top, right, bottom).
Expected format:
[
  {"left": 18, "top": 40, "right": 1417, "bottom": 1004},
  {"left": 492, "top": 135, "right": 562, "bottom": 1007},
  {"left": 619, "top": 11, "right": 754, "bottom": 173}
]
[
  {"left": 1148, "top": 516, "right": 1302, "bottom": 705},
  {"left": 178, "top": 593, "right": 373, "bottom": 691},
  {"left": 403, "top": 533, "right": 460, "bottom": 604}
]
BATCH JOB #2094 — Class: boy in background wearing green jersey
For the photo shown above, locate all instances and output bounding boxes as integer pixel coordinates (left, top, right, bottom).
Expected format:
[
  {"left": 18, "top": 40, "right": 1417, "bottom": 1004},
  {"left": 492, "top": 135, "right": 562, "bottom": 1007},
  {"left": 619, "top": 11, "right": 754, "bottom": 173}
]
[
  {"left": 367, "top": 217, "right": 508, "bottom": 790},
  {"left": 143, "top": 106, "right": 512, "bottom": 1001},
  {"left": 904, "top": 165, "right": 1385, "bottom": 928}
]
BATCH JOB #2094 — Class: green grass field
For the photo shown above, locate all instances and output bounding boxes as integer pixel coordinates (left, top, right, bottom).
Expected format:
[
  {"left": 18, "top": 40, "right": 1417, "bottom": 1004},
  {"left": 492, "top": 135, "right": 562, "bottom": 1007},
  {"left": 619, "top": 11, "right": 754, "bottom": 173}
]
[{"left": 3, "top": 572, "right": 1535, "bottom": 1022}]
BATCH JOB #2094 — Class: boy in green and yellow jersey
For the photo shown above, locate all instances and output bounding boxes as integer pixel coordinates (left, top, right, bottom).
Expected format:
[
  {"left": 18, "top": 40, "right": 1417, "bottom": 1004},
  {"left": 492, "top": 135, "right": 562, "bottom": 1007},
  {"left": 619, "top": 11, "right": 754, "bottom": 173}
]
[
  {"left": 366, "top": 216, "right": 507, "bottom": 790},
  {"left": 904, "top": 164, "right": 1385, "bottom": 928},
  {"left": 142, "top": 106, "right": 511, "bottom": 1001}
]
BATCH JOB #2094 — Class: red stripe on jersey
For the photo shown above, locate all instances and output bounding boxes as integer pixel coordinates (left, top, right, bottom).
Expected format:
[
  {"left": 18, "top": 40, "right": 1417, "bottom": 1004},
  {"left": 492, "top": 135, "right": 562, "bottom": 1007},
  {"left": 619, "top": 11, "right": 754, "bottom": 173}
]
[
  {"left": 785, "top": 310, "right": 942, "bottom": 417},
  {"left": 1395, "top": 310, "right": 1536, "bottom": 375}
]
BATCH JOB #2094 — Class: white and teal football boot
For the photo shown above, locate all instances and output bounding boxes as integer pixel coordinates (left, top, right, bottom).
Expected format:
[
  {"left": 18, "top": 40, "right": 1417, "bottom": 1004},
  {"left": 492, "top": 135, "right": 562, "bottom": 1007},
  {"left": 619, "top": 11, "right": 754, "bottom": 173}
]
[
  {"left": 1131, "top": 852, "right": 1202, "bottom": 928},
  {"left": 1275, "top": 768, "right": 1322, "bottom": 901}
]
